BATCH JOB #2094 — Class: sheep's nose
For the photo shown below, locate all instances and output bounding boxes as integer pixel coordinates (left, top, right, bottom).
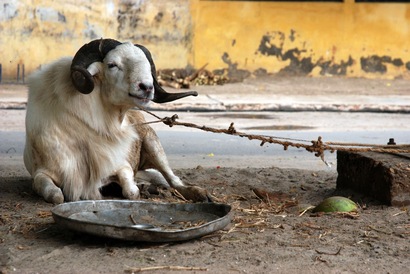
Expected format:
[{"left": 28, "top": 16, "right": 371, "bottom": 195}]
[{"left": 139, "top": 82, "right": 153, "bottom": 93}]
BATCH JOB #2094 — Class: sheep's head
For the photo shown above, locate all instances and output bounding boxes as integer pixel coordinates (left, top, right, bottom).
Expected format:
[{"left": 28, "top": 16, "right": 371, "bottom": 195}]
[{"left": 70, "top": 38, "right": 198, "bottom": 105}]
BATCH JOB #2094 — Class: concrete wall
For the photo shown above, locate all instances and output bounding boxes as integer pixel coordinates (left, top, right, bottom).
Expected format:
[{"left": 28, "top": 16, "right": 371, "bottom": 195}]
[
  {"left": 1, "top": 0, "right": 410, "bottom": 81},
  {"left": 190, "top": 0, "right": 410, "bottom": 79},
  {"left": 0, "top": 0, "right": 191, "bottom": 81}
]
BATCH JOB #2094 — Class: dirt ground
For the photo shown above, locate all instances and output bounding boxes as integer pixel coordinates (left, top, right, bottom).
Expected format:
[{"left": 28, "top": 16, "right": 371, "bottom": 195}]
[
  {"left": 1, "top": 163, "right": 409, "bottom": 274},
  {"left": 1, "top": 79, "right": 410, "bottom": 274}
]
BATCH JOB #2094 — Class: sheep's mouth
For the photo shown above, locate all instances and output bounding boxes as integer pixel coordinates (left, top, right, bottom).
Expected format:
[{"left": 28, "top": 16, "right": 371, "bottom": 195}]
[{"left": 128, "top": 93, "right": 152, "bottom": 102}]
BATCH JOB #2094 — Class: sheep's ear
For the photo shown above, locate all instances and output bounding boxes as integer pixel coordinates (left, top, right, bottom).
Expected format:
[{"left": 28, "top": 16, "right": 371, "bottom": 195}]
[
  {"left": 134, "top": 44, "right": 198, "bottom": 103},
  {"left": 87, "top": 62, "right": 102, "bottom": 78}
]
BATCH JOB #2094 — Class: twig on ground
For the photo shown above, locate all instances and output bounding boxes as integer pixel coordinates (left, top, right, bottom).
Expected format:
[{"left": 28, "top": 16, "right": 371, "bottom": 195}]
[
  {"left": 124, "top": 265, "right": 207, "bottom": 273},
  {"left": 315, "top": 247, "right": 342, "bottom": 256},
  {"left": 171, "top": 189, "right": 189, "bottom": 202},
  {"left": 299, "top": 206, "right": 315, "bottom": 217}
]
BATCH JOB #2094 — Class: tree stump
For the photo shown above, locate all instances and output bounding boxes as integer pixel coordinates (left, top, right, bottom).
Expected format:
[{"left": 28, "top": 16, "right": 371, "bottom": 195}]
[{"left": 336, "top": 151, "right": 410, "bottom": 206}]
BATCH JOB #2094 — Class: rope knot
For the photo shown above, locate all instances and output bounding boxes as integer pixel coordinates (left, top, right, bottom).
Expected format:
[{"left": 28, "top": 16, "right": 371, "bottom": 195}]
[
  {"left": 309, "top": 136, "right": 325, "bottom": 157},
  {"left": 163, "top": 114, "right": 179, "bottom": 127},
  {"left": 228, "top": 122, "right": 236, "bottom": 134}
]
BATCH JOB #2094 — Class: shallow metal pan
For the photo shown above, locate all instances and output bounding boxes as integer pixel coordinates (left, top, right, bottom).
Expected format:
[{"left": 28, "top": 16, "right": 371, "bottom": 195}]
[{"left": 51, "top": 200, "right": 232, "bottom": 242}]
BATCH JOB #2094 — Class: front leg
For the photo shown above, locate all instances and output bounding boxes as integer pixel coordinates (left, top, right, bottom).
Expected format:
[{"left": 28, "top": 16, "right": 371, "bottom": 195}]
[
  {"left": 116, "top": 166, "right": 140, "bottom": 199},
  {"left": 141, "top": 130, "right": 211, "bottom": 202},
  {"left": 32, "top": 171, "right": 64, "bottom": 204},
  {"left": 140, "top": 130, "right": 184, "bottom": 188}
]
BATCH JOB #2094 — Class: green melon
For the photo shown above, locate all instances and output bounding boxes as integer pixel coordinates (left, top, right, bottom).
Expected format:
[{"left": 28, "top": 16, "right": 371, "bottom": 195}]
[{"left": 312, "top": 196, "right": 358, "bottom": 213}]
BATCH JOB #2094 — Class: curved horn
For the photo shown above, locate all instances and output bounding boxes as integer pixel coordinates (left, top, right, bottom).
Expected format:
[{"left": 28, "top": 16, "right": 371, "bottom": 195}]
[
  {"left": 71, "top": 38, "right": 121, "bottom": 94},
  {"left": 134, "top": 44, "right": 198, "bottom": 103}
]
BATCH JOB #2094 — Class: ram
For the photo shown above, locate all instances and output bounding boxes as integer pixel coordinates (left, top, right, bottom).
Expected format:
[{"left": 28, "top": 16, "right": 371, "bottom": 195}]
[{"left": 24, "top": 38, "right": 208, "bottom": 204}]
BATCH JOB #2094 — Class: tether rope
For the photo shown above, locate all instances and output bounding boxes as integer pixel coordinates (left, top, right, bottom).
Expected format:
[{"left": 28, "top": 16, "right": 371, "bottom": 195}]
[{"left": 137, "top": 106, "right": 410, "bottom": 164}]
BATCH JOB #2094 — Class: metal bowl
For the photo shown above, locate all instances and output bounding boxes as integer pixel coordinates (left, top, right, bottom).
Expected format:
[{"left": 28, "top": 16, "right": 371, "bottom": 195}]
[{"left": 51, "top": 200, "right": 232, "bottom": 242}]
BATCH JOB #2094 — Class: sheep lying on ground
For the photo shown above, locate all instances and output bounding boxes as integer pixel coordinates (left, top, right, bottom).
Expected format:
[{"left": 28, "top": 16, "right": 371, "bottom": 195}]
[{"left": 24, "top": 38, "right": 208, "bottom": 204}]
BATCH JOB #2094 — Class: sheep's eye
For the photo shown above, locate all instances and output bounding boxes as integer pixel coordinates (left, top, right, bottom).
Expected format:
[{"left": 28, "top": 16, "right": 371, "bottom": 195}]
[{"left": 108, "top": 63, "right": 117, "bottom": 69}]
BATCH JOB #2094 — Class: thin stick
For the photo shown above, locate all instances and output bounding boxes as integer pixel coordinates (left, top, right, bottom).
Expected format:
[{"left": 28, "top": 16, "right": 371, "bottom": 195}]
[
  {"left": 186, "top": 63, "right": 209, "bottom": 82},
  {"left": 124, "top": 265, "right": 208, "bottom": 273},
  {"left": 129, "top": 214, "right": 137, "bottom": 225},
  {"left": 315, "top": 247, "right": 342, "bottom": 256},
  {"left": 172, "top": 189, "right": 189, "bottom": 202},
  {"left": 298, "top": 206, "right": 315, "bottom": 217}
]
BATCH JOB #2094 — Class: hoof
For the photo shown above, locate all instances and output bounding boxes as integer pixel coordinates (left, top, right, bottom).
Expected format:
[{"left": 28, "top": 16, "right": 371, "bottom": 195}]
[
  {"left": 45, "top": 189, "right": 64, "bottom": 204},
  {"left": 122, "top": 184, "right": 140, "bottom": 200},
  {"left": 175, "top": 186, "right": 212, "bottom": 202}
]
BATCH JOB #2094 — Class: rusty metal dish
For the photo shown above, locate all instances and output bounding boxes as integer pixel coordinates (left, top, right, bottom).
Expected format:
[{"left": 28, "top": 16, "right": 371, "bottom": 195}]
[{"left": 51, "top": 200, "right": 232, "bottom": 242}]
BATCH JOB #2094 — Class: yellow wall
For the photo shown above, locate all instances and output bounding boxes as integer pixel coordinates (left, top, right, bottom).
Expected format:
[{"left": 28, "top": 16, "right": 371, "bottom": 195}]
[
  {"left": 0, "top": 0, "right": 191, "bottom": 81},
  {"left": 1, "top": 0, "right": 410, "bottom": 81},
  {"left": 1, "top": 0, "right": 117, "bottom": 79},
  {"left": 190, "top": 0, "right": 410, "bottom": 79}
]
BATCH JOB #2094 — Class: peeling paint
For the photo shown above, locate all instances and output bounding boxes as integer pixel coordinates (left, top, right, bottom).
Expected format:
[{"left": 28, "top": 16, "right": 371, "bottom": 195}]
[
  {"left": 257, "top": 30, "right": 355, "bottom": 76},
  {"left": 0, "top": 2, "right": 18, "bottom": 22},
  {"left": 257, "top": 31, "right": 285, "bottom": 58},
  {"left": 318, "top": 56, "right": 354, "bottom": 76},
  {"left": 35, "top": 7, "right": 65, "bottom": 23},
  {"left": 191, "top": 1, "right": 410, "bottom": 79},
  {"left": 361, "top": 55, "right": 404, "bottom": 73},
  {"left": 83, "top": 19, "right": 102, "bottom": 39},
  {"left": 220, "top": 52, "right": 251, "bottom": 82},
  {"left": 257, "top": 31, "right": 317, "bottom": 75},
  {"left": 289, "top": 29, "right": 296, "bottom": 42},
  {"left": 117, "top": 2, "right": 142, "bottom": 37},
  {"left": 154, "top": 11, "right": 163, "bottom": 23},
  {"left": 257, "top": 30, "right": 409, "bottom": 76},
  {"left": 116, "top": 1, "right": 190, "bottom": 44}
]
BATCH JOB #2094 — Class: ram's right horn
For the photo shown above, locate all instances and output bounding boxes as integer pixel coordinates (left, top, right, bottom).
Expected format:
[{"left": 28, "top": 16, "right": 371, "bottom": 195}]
[{"left": 134, "top": 44, "right": 198, "bottom": 103}]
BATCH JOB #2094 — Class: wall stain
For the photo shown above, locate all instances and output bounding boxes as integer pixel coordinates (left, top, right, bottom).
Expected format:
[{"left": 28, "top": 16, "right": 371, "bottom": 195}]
[
  {"left": 256, "top": 30, "right": 355, "bottom": 76},
  {"left": 117, "top": 2, "right": 142, "bottom": 37},
  {"left": 318, "top": 56, "right": 354, "bottom": 76},
  {"left": 154, "top": 12, "right": 164, "bottom": 23},
  {"left": 288, "top": 29, "right": 296, "bottom": 42},
  {"left": 361, "top": 55, "right": 404, "bottom": 73},
  {"left": 0, "top": 2, "right": 18, "bottom": 21},
  {"left": 255, "top": 30, "right": 410, "bottom": 76},
  {"left": 116, "top": 1, "right": 191, "bottom": 45},
  {"left": 215, "top": 52, "right": 250, "bottom": 82}
]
